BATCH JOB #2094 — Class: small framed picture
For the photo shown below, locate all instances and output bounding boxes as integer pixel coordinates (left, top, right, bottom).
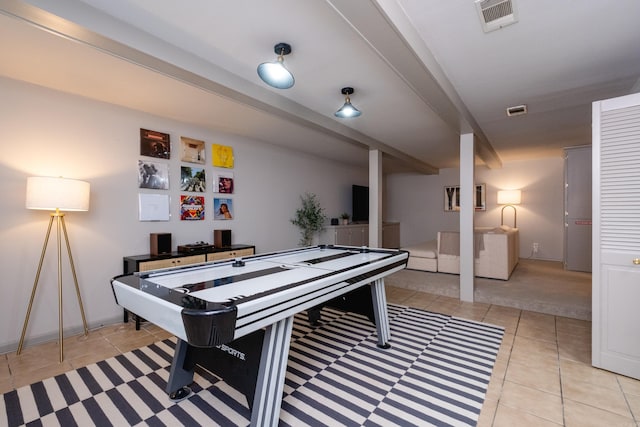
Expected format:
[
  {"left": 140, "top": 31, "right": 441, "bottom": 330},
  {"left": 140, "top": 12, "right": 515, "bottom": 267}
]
[
  {"left": 214, "top": 197, "right": 233, "bottom": 220},
  {"left": 180, "top": 136, "right": 205, "bottom": 164},
  {"left": 180, "top": 195, "right": 205, "bottom": 220},
  {"left": 138, "top": 193, "right": 170, "bottom": 221},
  {"left": 140, "top": 128, "right": 170, "bottom": 159},
  {"left": 212, "top": 144, "right": 234, "bottom": 168},
  {"left": 475, "top": 184, "right": 486, "bottom": 211},
  {"left": 180, "top": 166, "right": 206, "bottom": 192},
  {"left": 444, "top": 186, "right": 460, "bottom": 212},
  {"left": 138, "top": 160, "right": 169, "bottom": 190},
  {"left": 444, "top": 184, "right": 486, "bottom": 212},
  {"left": 214, "top": 172, "right": 234, "bottom": 194}
]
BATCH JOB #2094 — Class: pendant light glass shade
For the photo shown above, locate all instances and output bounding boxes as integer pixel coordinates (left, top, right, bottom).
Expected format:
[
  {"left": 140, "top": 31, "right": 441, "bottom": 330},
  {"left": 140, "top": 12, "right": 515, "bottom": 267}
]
[
  {"left": 335, "top": 87, "right": 361, "bottom": 118},
  {"left": 257, "top": 43, "right": 294, "bottom": 89}
]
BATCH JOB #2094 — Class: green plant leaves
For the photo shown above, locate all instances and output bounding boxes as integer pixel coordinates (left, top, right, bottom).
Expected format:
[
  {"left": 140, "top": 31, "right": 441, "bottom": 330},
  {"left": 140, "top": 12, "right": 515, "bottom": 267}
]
[{"left": 291, "top": 192, "right": 327, "bottom": 246}]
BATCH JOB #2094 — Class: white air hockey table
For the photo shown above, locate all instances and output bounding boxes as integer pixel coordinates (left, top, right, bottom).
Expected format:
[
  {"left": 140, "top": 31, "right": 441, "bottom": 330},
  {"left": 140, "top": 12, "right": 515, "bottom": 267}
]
[{"left": 111, "top": 245, "right": 408, "bottom": 427}]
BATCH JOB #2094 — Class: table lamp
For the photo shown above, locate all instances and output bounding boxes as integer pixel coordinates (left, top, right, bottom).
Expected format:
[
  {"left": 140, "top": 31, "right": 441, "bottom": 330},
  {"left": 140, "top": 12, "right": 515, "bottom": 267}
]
[
  {"left": 497, "top": 189, "right": 521, "bottom": 228},
  {"left": 17, "top": 176, "right": 90, "bottom": 362}
]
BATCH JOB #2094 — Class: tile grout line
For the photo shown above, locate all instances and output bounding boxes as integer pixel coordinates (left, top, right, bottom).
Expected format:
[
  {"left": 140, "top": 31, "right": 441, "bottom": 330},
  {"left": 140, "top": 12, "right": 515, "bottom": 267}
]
[{"left": 555, "top": 316, "right": 567, "bottom": 426}]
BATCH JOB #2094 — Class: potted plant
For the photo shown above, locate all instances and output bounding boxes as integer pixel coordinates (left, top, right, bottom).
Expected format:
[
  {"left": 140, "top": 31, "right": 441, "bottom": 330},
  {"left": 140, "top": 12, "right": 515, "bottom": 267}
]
[
  {"left": 340, "top": 212, "right": 350, "bottom": 225},
  {"left": 291, "top": 193, "right": 327, "bottom": 246}
]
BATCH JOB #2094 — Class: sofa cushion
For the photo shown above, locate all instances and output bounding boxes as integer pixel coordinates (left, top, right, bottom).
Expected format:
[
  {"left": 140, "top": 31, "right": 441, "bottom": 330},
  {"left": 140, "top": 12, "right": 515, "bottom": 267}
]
[{"left": 403, "top": 240, "right": 437, "bottom": 259}]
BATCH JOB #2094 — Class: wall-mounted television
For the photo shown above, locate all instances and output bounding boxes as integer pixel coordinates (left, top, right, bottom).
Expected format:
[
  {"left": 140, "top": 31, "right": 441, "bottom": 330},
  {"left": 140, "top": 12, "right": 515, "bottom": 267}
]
[{"left": 352, "top": 184, "right": 369, "bottom": 223}]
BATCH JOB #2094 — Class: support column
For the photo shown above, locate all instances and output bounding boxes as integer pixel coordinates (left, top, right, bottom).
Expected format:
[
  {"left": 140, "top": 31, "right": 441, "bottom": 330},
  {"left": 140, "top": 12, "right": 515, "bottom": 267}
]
[
  {"left": 369, "top": 149, "right": 382, "bottom": 247},
  {"left": 460, "top": 133, "right": 475, "bottom": 302}
]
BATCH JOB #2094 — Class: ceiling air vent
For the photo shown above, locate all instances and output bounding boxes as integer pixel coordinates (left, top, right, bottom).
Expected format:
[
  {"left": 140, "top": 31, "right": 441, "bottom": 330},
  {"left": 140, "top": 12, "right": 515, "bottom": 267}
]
[
  {"left": 506, "top": 104, "right": 527, "bottom": 117},
  {"left": 475, "top": 0, "right": 518, "bottom": 33}
]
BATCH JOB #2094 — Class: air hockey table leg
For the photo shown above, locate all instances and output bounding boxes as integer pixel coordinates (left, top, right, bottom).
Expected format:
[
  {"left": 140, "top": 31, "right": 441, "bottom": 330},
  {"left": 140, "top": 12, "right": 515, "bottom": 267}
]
[
  {"left": 166, "top": 338, "right": 194, "bottom": 401},
  {"left": 370, "top": 278, "right": 391, "bottom": 348},
  {"left": 250, "top": 315, "right": 294, "bottom": 427}
]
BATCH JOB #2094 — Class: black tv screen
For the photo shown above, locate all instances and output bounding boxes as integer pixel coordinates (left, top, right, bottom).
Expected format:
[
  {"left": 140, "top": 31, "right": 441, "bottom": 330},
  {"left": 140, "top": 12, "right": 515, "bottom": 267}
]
[{"left": 352, "top": 185, "right": 369, "bottom": 223}]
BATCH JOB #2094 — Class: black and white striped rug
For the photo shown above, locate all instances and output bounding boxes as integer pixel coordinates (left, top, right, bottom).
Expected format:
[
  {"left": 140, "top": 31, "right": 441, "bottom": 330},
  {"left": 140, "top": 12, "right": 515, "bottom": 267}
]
[{"left": 1, "top": 305, "right": 504, "bottom": 426}]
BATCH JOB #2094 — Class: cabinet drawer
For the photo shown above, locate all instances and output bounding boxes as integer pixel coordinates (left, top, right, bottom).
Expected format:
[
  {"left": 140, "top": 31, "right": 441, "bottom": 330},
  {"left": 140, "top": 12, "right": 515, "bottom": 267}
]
[
  {"left": 207, "top": 248, "right": 255, "bottom": 262},
  {"left": 139, "top": 254, "right": 206, "bottom": 271},
  {"left": 234, "top": 248, "right": 255, "bottom": 257}
]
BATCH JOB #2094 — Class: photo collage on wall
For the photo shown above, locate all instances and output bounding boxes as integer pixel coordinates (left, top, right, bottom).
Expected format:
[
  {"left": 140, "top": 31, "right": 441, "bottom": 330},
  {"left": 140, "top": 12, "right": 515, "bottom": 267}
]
[
  {"left": 138, "top": 129, "right": 170, "bottom": 221},
  {"left": 137, "top": 128, "right": 236, "bottom": 222},
  {"left": 212, "top": 143, "right": 234, "bottom": 221}
]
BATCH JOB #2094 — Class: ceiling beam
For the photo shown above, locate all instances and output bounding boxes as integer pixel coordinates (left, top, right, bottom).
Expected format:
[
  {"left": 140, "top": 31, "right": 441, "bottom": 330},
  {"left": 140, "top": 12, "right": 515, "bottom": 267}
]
[{"left": 328, "top": 0, "right": 502, "bottom": 169}]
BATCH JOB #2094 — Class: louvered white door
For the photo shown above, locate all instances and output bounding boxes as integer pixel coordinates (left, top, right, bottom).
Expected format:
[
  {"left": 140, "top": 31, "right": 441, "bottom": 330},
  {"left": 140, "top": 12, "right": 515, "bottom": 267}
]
[{"left": 592, "top": 93, "right": 640, "bottom": 379}]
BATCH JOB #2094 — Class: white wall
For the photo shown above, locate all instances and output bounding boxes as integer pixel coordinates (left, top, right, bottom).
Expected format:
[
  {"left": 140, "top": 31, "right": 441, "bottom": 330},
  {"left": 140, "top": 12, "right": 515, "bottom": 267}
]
[
  {"left": 386, "top": 158, "right": 565, "bottom": 261},
  {"left": 0, "top": 77, "right": 367, "bottom": 352}
]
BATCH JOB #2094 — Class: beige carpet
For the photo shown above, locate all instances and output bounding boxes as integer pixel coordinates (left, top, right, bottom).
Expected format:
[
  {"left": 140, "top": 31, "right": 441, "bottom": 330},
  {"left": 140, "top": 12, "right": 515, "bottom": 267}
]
[{"left": 385, "top": 258, "right": 592, "bottom": 320}]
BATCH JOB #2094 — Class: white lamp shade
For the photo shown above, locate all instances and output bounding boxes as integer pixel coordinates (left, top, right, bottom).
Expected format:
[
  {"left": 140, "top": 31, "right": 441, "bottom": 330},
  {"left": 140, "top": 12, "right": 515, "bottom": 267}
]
[
  {"left": 497, "top": 190, "right": 521, "bottom": 205},
  {"left": 26, "top": 176, "right": 90, "bottom": 211}
]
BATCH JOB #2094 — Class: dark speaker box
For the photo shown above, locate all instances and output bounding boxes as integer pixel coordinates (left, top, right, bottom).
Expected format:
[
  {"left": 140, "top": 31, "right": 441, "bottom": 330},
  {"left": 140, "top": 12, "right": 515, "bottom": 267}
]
[
  {"left": 150, "top": 233, "right": 171, "bottom": 255},
  {"left": 214, "top": 229, "right": 231, "bottom": 248}
]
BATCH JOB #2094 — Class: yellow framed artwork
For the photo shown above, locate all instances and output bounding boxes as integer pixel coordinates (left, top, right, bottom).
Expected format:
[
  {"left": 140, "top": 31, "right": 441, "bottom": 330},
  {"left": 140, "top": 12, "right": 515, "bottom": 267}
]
[{"left": 212, "top": 144, "right": 234, "bottom": 168}]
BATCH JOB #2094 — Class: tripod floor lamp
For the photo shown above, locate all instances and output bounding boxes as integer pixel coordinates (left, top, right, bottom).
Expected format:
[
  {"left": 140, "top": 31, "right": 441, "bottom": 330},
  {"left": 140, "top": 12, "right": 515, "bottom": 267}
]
[{"left": 18, "top": 176, "right": 90, "bottom": 362}]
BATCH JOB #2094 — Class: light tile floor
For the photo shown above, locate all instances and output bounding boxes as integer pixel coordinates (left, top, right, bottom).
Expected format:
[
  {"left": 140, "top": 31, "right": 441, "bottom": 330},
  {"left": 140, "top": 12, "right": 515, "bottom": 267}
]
[{"left": 2, "top": 286, "right": 639, "bottom": 426}]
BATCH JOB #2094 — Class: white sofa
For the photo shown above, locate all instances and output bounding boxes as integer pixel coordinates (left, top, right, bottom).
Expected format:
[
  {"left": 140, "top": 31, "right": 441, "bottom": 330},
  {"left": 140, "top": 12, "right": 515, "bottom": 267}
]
[
  {"left": 403, "top": 240, "right": 438, "bottom": 272},
  {"left": 437, "top": 226, "right": 519, "bottom": 280}
]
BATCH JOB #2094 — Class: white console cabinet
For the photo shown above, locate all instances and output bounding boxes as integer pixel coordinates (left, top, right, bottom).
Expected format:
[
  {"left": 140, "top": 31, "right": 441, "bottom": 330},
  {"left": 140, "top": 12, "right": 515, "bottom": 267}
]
[{"left": 320, "top": 222, "right": 399, "bottom": 248}]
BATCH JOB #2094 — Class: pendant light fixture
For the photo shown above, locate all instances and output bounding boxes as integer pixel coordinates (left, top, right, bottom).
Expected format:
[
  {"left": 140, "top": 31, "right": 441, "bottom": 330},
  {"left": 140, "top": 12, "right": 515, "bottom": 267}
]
[
  {"left": 257, "top": 42, "right": 295, "bottom": 89},
  {"left": 334, "top": 87, "right": 362, "bottom": 118}
]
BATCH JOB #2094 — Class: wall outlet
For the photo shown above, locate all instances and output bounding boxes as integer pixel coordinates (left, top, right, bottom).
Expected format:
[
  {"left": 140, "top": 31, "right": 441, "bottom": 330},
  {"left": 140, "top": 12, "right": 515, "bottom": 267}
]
[{"left": 532, "top": 242, "right": 539, "bottom": 254}]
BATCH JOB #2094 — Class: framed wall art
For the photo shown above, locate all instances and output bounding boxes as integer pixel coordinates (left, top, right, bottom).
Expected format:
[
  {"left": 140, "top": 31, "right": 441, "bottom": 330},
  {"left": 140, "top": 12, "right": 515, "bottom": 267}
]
[
  {"left": 138, "top": 193, "right": 170, "bottom": 221},
  {"left": 444, "top": 184, "right": 486, "bottom": 212},
  {"left": 214, "top": 197, "right": 233, "bottom": 220},
  {"left": 180, "top": 195, "right": 205, "bottom": 220},
  {"left": 138, "top": 160, "right": 169, "bottom": 190},
  {"left": 180, "top": 166, "right": 206, "bottom": 192},
  {"left": 214, "top": 171, "right": 234, "bottom": 194},
  {"left": 212, "top": 144, "right": 234, "bottom": 168},
  {"left": 140, "top": 128, "right": 170, "bottom": 159},
  {"left": 180, "top": 136, "right": 205, "bottom": 164}
]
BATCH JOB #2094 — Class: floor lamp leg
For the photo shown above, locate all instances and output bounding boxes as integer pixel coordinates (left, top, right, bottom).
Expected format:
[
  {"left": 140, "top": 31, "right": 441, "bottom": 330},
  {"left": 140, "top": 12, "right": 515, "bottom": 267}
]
[
  {"left": 60, "top": 215, "right": 89, "bottom": 336},
  {"left": 17, "top": 215, "right": 55, "bottom": 356},
  {"left": 56, "top": 215, "right": 64, "bottom": 362}
]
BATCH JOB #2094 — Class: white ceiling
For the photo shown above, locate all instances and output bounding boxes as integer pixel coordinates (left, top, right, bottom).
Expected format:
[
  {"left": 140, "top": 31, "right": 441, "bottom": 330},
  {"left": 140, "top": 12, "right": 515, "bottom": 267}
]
[{"left": 1, "top": 0, "right": 639, "bottom": 174}]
